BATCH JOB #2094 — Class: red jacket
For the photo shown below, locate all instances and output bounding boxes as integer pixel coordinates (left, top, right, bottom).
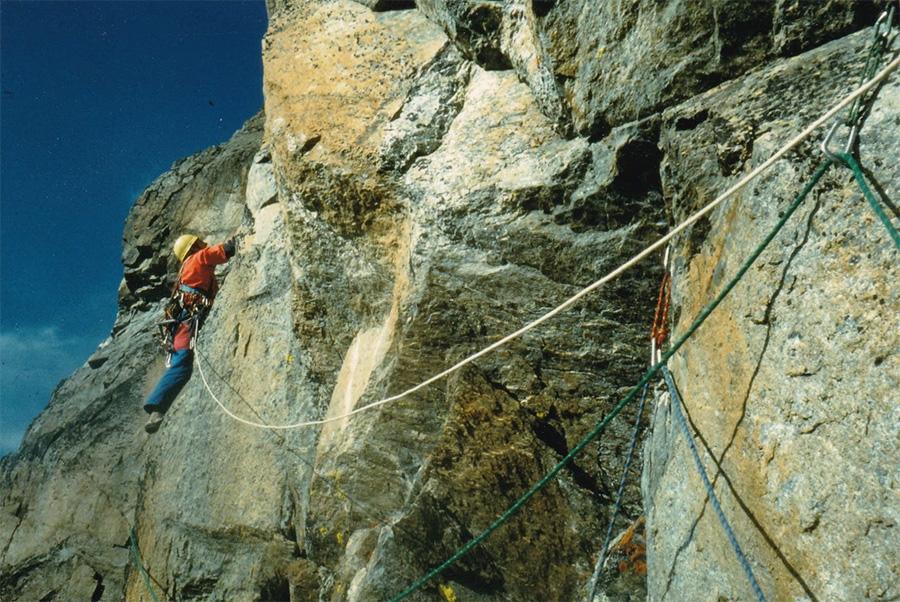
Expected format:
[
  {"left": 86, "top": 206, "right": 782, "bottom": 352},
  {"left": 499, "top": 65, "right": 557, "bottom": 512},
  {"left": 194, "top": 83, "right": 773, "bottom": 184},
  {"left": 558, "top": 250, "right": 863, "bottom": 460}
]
[
  {"left": 180, "top": 244, "right": 229, "bottom": 300},
  {"left": 173, "top": 244, "right": 230, "bottom": 350}
]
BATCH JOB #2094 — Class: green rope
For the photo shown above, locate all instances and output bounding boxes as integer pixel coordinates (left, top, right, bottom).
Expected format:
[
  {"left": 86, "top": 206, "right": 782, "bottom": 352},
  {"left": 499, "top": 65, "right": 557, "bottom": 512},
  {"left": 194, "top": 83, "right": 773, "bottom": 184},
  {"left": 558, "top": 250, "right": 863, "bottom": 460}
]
[
  {"left": 846, "top": 4, "right": 894, "bottom": 129},
  {"left": 845, "top": 37, "right": 886, "bottom": 127},
  {"left": 389, "top": 160, "right": 833, "bottom": 602},
  {"left": 837, "top": 152, "right": 900, "bottom": 249},
  {"left": 129, "top": 528, "right": 162, "bottom": 602},
  {"left": 587, "top": 383, "right": 649, "bottom": 601}
]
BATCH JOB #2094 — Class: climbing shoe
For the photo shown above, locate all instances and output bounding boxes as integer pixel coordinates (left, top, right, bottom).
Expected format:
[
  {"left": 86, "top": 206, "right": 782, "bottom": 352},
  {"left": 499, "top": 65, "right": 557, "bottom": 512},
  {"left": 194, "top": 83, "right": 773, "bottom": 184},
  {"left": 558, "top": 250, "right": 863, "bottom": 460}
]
[{"left": 144, "top": 412, "right": 165, "bottom": 434}]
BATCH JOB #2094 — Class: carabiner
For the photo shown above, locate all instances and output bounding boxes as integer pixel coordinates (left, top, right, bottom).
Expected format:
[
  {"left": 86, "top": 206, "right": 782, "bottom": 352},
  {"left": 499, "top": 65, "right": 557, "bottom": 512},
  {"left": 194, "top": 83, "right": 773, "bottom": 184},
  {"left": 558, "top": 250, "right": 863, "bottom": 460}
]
[
  {"left": 873, "top": 4, "right": 897, "bottom": 44},
  {"left": 821, "top": 120, "right": 858, "bottom": 163},
  {"left": 650, "top": 246, "right": 672, "bottom": 367}
]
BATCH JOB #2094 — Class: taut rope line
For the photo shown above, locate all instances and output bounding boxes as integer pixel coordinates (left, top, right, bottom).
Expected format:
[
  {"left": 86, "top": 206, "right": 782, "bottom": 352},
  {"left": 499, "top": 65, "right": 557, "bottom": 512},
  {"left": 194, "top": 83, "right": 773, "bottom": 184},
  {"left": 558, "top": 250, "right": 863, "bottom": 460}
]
[
  {"left": 197, "top": 52, "right": 900, "bottom": 431},
  {"left": 388, "top": 159, "right": 834, "bottom": 601}
]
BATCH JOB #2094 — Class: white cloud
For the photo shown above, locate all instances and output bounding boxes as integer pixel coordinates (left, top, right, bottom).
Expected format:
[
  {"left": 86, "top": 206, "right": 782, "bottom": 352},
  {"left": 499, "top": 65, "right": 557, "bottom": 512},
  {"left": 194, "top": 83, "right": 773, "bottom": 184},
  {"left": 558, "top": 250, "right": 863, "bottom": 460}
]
[
  {"left": 0, "top": 427, "right": 26, "bottom": 457},
  {"left": 0, "top": 325, "right": 99, "bottom": 457}
]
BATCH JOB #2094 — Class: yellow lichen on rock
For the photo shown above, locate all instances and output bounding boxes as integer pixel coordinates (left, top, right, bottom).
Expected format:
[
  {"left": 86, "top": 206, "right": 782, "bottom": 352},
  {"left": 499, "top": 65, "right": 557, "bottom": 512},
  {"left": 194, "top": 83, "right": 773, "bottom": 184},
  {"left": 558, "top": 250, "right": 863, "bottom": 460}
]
[{"left": 263, "top": 0, "right": 446, "bottom": 177}]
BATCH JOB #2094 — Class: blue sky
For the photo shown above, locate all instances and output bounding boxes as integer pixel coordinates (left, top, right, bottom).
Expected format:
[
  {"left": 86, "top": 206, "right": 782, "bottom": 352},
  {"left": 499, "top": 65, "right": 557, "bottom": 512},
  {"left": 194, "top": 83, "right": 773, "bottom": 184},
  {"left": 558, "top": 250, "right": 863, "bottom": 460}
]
[{"left": 0, "top": 0, "right": 268, "bottom": 455}]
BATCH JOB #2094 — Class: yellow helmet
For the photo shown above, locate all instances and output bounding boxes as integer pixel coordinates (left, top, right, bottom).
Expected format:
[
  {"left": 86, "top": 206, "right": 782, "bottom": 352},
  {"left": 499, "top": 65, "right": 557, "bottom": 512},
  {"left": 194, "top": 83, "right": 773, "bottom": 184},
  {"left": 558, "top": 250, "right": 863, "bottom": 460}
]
[{"left": 173, "top": 234, "right": 200, "bottom": 262}]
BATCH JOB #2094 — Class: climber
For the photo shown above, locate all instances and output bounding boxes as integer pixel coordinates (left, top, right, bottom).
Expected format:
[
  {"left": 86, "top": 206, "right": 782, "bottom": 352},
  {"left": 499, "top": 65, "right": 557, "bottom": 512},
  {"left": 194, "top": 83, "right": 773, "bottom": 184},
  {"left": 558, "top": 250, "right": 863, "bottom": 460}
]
[{"left": 143, "top": 233, "right": 236, "bottom": 433}]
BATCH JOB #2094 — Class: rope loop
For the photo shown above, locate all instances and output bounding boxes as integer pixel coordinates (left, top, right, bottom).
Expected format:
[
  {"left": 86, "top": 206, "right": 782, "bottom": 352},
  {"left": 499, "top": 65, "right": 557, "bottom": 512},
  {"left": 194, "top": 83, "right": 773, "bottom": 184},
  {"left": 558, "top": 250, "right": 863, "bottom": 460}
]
[{"left": 190, "top": 50, "right": 899, "bottom": 433}]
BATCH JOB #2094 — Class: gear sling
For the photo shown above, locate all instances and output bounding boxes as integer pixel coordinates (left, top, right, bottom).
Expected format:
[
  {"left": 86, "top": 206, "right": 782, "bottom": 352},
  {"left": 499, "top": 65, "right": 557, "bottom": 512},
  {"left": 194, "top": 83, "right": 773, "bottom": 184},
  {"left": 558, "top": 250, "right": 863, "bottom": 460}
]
[{"left": 157, "top": 271, "right": 212, "bottom": 366}]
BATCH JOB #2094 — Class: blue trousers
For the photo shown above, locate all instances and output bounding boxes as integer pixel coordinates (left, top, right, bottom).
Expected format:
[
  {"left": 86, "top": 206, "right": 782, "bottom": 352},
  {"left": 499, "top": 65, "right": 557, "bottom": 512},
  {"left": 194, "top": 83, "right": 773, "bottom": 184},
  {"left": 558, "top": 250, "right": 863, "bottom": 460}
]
[{"left": 144, "top": 349, "right": 194, "bottom": 415}]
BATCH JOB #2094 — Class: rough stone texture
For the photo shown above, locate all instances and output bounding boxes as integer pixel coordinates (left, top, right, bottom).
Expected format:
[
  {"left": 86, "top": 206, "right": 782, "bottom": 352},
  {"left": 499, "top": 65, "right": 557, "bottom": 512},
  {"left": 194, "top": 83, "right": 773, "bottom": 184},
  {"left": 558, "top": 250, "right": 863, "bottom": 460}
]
[
  {"left": 643, "top": 28, "right": 900, "bottom": 602},
  {"left": 408, "top": 0, "right": 880, "bottom": 137},
  {"left": 543, "top": 0, "right": 880, "bottom": 137},
  {"left": 2, "top": 2, "right": 897, "bottom": 602},
  {"left": 257, "top": 4, "right": 666, "bottom": 598},
  {"left": 121, "top": 113, "right": 264, "bottom": 308}
]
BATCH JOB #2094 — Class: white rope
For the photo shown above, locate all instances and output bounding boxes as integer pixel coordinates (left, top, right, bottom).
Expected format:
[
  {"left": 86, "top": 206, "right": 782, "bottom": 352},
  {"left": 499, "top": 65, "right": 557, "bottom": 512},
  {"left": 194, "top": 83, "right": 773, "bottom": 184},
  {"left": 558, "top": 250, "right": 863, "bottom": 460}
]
[
  {"left": 198, "top": 52, "right": 900, "bottom": 430},
  {"left": 195, "top": 347, "right": 280, "bottom": 428}
]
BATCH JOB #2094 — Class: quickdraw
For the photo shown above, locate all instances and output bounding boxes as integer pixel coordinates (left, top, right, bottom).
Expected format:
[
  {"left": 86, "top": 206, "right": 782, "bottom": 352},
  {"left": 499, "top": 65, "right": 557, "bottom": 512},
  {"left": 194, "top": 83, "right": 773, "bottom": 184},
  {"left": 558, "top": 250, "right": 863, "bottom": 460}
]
[
  {"left": 650, "top": 247, "right": 672, "bottom": 366},
  {"left": 822, "top": 2, "right": 897, "bottom": 161}
]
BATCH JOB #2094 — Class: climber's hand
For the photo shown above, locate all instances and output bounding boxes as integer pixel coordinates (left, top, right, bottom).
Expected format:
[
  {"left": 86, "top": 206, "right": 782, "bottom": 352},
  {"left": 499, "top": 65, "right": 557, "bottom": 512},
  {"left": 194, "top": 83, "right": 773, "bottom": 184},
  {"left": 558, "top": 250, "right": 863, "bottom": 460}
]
[{"left": 224, "top": 235, "right": 238, "bottom": 258}]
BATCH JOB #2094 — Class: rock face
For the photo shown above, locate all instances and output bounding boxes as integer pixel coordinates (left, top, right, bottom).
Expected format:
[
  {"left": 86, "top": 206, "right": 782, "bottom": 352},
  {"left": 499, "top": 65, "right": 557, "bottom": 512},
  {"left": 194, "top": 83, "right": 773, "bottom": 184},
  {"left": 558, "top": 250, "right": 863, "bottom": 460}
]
[
  {"left": 2, "top": 1, "right": 897, "bottom": 601},
  {"left": 643, "top": 26, "right": 900, "bottom": 602}
]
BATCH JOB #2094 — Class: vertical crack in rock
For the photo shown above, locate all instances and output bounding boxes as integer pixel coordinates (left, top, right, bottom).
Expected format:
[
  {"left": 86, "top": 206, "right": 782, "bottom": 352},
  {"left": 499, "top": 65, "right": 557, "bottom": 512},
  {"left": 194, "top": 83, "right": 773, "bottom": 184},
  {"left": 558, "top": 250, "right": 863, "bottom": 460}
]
[
  {"left": 658, "top": 188, "right": 826, "bottom": 602},
  {"left": 0, "top": 512, "right": 23, "bottom": 565},
  {"left": 681, "top": 401, "right": 822, "bottom": 601},
  {"left": 718, "top": 190, "right": 824, "bottom": 468},
  {"left": 530, "top": 411, "right": 613, "bottom": 503}
]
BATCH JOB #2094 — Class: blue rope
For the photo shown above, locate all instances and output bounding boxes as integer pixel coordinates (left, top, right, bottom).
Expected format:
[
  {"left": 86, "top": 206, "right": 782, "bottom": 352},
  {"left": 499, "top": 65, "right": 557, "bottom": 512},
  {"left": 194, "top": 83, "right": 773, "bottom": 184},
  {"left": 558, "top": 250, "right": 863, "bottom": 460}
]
[
  {"left": 587, "top": 383, "right": 649, "bottom": 601},
  {"left": 389, "top": 160, "right": 829, "bottom": 602},
  {"left": 661, "top": 366, "right": 766, "bottom": 602}
]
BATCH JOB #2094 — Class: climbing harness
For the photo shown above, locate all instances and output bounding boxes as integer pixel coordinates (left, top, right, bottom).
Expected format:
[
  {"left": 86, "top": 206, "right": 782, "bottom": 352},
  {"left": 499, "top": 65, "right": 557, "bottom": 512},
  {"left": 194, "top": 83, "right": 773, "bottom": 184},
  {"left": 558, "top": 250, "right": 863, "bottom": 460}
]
[
  {"left": 124, "top": 10, "right": 899, "bottom": 602},
  {"left": 185, "top": 13, "right": 899, "bottom": 598},
  {"left": 661, "top": 366, "right": 766, "bottom": 602},
  {"left": 129, "top": 528, "right": 162, "bottom": 602},
  {"left": 187, "top": 19, "right": 899, "bottom": 599},
  {"left": 156, "top": 278, "right": 212, "bottom": 365}
]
